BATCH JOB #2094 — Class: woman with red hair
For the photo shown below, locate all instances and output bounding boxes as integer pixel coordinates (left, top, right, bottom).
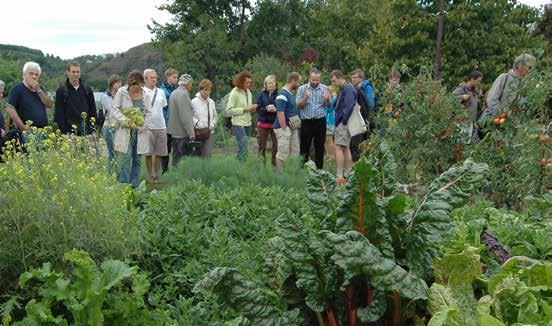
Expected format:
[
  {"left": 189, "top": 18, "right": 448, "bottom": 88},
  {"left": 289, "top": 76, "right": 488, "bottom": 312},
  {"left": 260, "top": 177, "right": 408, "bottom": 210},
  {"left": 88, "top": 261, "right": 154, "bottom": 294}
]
[{"left": 226, "top": 71, "right": 257, "bottom": 161}]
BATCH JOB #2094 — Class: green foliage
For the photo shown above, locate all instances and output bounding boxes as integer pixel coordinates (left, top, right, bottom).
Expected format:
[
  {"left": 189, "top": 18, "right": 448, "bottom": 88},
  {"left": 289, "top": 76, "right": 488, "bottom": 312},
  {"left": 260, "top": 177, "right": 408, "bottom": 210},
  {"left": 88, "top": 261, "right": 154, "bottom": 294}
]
[
  {"left": 404, "top": 159, "right": 489, "bottom": 279},
  {"left": 136, "top": 180, "right": 308, "bottom": 321},
  {"left": 428, "top": 246, "right": 482, "bottom": 326},
  {"left": 374, "top": 72, "right": 467, "bottom": 183},
  {"left": 0, "top": 129, "right": 139, "bottom": 294},
  {"left": 451, "top": 198, "right": 552, "bottom": 261},
  {"left": 193, "top": 267, "right": 302, "bottom": 325},
  {"left": 322, "top": 231, "right": 428, "bottom": 301},
  {"left": 243, "top": 54, "right": 291, "bottom": 95},
  {"left": 2, "top": 249, "right": 166, "bottom": 325},
  {"left": 163, "top": 155, "right": 307, "bottom": 190}
]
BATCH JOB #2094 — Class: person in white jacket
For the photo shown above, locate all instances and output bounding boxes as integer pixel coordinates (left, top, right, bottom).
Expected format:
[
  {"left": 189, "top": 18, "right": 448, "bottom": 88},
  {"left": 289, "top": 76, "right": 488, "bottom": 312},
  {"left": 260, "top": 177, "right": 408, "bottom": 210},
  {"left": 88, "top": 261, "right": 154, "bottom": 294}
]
[{"left": 191, "top": 79, "right": 217, "bottom": 158}]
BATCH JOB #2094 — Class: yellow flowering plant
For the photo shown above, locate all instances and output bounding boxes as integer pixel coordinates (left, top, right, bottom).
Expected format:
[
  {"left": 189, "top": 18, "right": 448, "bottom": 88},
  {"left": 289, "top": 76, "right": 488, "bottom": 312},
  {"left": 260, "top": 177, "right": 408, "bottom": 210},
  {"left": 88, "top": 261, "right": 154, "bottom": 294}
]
[{"left": 0, "top": 126, "right": 140, "bottom": 294}]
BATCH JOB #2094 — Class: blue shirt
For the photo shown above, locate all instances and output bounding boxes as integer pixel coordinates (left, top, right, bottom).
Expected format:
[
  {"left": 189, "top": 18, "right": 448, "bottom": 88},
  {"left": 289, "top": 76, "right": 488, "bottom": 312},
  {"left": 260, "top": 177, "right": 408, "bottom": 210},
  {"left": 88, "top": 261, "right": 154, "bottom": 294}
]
[
  {"left": 296, "top": 83, "right": 328, "bottom": 119},
  {"left": 160, "top": 80, "right": 178, "bottom": 126},
  {"left": 8, "top": 83, "right": 48, "bottom": 128},
  {"left": 325, "top": 97, "right": 336, "bottom": 126},
  {"left": 274, "top": 88, "right": 298, "bottom": 129}
]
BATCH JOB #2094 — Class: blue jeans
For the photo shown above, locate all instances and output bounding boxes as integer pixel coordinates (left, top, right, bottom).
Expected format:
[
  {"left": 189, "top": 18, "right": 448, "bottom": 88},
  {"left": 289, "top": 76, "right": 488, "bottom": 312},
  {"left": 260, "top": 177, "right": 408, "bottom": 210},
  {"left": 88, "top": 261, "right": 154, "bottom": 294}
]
[
  {"left": 103, "top": 127, "right": 115, "bottom": 174},
  {"left": 118, "top": 131, "right": 141, "bottom": 188},
  {"left": 232, "top": 125, "right": 250, "bottom": 161}
]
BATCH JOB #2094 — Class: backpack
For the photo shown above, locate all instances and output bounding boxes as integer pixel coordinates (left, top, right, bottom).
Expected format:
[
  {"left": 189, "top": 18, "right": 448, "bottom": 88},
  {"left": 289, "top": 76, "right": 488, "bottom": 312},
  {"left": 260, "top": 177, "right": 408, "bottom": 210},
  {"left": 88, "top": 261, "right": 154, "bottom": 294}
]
[
  {"left": 95, "top": 92, "right": 109, "bottom": 128},
  {"left": 59, "top": 83, "right": 98, "bottom": 128},
  {"left": 218, "top": 92, "right": 233, "bottom": 130},
  {"left": 361, "top": 80, "right": 379, "bottom": 111},
  {"left": 356, "top": 87, "right": 370, "bottom": 123}
]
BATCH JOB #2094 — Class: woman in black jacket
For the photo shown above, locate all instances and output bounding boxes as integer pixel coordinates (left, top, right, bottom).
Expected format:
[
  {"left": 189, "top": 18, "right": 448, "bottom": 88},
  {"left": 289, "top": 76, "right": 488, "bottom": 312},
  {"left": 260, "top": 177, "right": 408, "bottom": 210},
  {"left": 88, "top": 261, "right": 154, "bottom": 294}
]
[{"left": 256, "top": 75, "right": 278, "bottom": 166}]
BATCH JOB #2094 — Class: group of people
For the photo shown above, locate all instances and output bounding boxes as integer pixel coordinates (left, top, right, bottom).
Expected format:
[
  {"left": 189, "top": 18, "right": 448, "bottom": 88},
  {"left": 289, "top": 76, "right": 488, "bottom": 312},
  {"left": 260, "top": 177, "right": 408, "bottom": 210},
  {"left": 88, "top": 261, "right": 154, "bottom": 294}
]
[
  {"left": 0, "top": 62, "right": 218, "bottom": 187},
  {"left": 225, "top": 68, "right": 380, "bottom": 183},
  {"left": 0, "top": 52, "right": 537, "bottom": 187},
  {"left": 99, "top": 68, "right": 218, "bottom": 187}
]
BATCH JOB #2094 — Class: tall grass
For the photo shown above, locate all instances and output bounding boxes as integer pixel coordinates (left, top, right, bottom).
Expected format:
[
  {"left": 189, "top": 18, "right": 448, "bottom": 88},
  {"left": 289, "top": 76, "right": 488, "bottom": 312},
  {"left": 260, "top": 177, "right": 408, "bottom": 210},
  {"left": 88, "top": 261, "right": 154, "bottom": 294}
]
[{"left": 163, "top": 155, "right": 307, "bottom": 189}]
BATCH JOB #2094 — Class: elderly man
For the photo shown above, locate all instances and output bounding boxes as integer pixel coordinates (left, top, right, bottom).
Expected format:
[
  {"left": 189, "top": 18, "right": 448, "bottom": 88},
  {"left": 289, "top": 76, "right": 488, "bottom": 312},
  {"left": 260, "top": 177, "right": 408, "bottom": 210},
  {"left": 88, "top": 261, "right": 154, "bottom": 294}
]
[
  {"left": 485, "top": 53, "right": 536, "bottom": 117},
  {"left": 143, "top": 69, "right": 168, "bottom": 183},
  {"left": 54, "top": 61, "right": 97, "bottom": 135},
  {"left": 296, "top": 69, "right": 330, "bottom": 169},
  {"left": 167, "top": 74, "right": 195, "bottom": 167},
  {"left": 6, "top": 62, "right": 52, "bottom": 133}
]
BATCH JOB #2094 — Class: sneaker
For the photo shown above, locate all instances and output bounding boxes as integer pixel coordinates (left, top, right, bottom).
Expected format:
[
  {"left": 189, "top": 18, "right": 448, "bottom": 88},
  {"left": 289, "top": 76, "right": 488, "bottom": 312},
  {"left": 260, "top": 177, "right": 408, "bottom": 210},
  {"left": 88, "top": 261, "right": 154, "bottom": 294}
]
[{"left": 336, "top": 176, "right": 347, "bottom": 186}]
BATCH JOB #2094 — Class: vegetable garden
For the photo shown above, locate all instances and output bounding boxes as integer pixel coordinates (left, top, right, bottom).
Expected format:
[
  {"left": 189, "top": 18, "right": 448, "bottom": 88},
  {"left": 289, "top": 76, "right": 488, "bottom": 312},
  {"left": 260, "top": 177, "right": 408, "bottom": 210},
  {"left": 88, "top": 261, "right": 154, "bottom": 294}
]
[{"left": 1, "top": 65, "right": 551, "bottom": 326}]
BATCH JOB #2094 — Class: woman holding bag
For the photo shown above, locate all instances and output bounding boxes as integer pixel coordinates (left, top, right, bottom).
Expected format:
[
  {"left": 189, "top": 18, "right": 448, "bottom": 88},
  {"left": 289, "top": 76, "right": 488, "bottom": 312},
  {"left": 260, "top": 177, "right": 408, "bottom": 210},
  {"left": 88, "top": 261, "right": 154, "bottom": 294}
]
[
  {"left": 110, "top": 70, "right": 152, "bottom": 188},
  {"left": 191, "top": 79, "right": 217, "bottom": 158}
]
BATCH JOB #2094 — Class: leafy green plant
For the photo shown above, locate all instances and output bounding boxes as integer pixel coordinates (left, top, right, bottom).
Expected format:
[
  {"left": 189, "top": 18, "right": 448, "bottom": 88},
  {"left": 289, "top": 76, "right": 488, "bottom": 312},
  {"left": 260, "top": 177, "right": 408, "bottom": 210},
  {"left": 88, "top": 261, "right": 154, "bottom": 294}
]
[
  {"left": 2, "top": 249, "right": 166, "bottom": 325},
  {"left": 428, "top": 246, "right": 552, "bottom": 326},
  {"left": 195, "top": 141, "right": 489, "bottom": 325},
  {"left": 136, "top": 180, "right": 309, "bottom": 321},
  {"left": 0, "top": 128, "right": 139, "bottom": 294},
  {"left": 193, "top": 267, "right": 301, "bottom": 325}
]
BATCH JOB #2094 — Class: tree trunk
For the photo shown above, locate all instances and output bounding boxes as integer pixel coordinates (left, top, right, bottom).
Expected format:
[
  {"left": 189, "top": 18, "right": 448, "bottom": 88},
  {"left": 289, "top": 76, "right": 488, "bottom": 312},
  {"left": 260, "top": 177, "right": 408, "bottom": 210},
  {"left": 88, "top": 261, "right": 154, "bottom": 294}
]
[{"left": 434, "top": 0, "right": 446, "bottom": 80}]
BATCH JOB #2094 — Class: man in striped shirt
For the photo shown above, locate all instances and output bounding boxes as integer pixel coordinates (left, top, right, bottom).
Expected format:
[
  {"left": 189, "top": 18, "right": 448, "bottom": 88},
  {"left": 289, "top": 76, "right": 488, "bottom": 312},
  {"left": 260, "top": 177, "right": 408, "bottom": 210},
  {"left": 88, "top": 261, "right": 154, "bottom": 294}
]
[{"left": 296, "top": 69, "right": 331, "bottom": 169}]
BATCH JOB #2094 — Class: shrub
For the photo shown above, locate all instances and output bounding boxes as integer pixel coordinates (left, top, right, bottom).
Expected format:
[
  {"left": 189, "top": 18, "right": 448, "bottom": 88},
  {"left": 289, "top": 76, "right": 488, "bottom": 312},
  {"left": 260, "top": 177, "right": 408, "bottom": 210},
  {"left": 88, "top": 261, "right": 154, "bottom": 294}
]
[{"left": 0, "top": 128, "right": 140, "bottom": 293}]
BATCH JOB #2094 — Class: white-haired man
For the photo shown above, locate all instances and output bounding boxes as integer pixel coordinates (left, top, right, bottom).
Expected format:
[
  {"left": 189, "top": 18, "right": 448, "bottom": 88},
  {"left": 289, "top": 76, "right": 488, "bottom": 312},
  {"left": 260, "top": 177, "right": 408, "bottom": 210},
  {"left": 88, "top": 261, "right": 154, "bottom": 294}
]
[
  {"left": 485, "top": 53, "right": 537, "bottom": 117},
  {"left": 143, "top": 69, "right": 168, "bottom": 183},
  {"left": 167, "top": 74, "right": 195, "bottom": 167},
  {"left": 6, "top": 62, "right": 52, "bottom": 132}
]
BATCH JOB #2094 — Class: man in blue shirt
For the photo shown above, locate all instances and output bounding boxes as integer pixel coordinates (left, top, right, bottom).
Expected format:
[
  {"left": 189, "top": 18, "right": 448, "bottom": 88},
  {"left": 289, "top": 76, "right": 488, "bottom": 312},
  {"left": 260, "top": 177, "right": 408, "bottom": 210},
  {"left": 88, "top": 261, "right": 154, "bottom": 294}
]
[
  {"left": 160, "top": 68, "right": 179, "bottom": 173},
  {"left": 274, "top": 72, "right": 301, "bottom": 170},
  {"left": 331, "top": 70, "right": 357, "bottom": 184},
  {"left": 296, "top": 69, "right": 331, "bottom": 169},
  {"left": 6, "top": 62, "right": 52, "bottom": 132}
]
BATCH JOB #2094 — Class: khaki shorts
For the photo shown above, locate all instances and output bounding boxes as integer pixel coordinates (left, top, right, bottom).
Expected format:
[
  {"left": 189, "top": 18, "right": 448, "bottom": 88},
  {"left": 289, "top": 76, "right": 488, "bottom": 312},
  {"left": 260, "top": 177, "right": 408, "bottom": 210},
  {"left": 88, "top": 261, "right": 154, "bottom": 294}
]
[
  {"left": 274, "top": 127, "right": 299, "bottom": 161},
  {"left": 145, "top": 129, "right": 168, "bottom": 156},
  {"left": 334, "top": 123, "right": 351, "bottom": 146},
  {"left": 326, "top": 124, "right": 335, "bottom": 135}
]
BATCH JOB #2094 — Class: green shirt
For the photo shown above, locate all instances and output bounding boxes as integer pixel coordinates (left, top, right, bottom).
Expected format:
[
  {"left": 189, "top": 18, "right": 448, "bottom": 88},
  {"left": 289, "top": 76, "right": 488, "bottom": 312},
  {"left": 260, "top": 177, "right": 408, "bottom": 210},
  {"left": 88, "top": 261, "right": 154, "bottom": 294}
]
[{"left": 226, "top": 87, "right": 253, "bottom": 127}]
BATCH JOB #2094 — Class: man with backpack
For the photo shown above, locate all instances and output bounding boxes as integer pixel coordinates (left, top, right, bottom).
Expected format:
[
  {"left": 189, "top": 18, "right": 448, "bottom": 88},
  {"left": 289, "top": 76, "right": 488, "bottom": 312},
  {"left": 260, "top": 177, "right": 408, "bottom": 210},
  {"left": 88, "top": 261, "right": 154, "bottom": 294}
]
[
  {"left": 331, "top": 70, "right": 357, "bottom": 185},
  {"left": 350, "top": 69, "right": 376, "bottom": 161},
  {"left": 54, "top": 61, "right": 97, "bottom": 136},
  {"left": 484, "top": 53, "right": 536, "bottom": 117}
]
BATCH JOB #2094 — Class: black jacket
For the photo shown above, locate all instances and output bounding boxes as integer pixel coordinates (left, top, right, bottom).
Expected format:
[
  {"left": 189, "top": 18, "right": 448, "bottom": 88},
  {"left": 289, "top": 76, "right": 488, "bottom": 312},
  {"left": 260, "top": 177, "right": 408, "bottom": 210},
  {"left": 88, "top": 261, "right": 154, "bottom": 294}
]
[
  {"left": 255, "top": 90, "right": 277, "bottom": 124},
  {"left": 54, "top": 79, "right": 97, "bottom": 135}
]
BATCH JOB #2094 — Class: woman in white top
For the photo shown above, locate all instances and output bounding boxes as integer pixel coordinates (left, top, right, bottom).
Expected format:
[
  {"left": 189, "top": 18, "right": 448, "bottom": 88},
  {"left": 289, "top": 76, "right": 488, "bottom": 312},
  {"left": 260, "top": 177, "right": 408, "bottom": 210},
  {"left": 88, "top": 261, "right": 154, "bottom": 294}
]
[{"left": 191, "top": 79, "right": 217, "bottom": 158}]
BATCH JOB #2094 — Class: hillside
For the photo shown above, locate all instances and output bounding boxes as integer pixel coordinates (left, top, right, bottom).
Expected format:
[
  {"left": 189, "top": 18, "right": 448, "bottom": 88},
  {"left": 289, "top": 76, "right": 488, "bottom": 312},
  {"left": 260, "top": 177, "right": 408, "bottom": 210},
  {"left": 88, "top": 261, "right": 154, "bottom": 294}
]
[
  {"left": 0, "top": 43, "right": 165, "bottom": 92},
  {"left": 84, "top": 43, "right": 165, "bottom": 90}
]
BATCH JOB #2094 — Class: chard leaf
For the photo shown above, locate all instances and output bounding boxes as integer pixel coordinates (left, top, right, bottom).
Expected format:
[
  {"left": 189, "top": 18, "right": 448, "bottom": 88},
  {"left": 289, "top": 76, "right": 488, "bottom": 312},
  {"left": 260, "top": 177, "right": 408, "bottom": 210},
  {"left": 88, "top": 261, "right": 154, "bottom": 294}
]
[
  {"left": 305, "top": 163, "right": 345, "bottom": 229},
  {"left": 271, "top": 213, "right": 337, "bottom": 312},
  {"left": 404, "top": 160, "right": 489, "bottom": 279},
  {"left": 322, "top": 231, "right": 428, "bottom": 300},
  {"left": 193, "top": 267, "right": 301, "bottom": 325},
  {"left": 336, "top": 160, "right": 395, "bottom": 259},
  {"left": 430, "top": 246, "right": 482, "bottom": 326},
  {"left": 366, "top": 140, "right": 398, "bottom": 197},
  {"left": 357, "top": 290, "right": 387, "bottom": 322},
  {"left": 427, "top": 284, "right": 462, "bottom": 326}
]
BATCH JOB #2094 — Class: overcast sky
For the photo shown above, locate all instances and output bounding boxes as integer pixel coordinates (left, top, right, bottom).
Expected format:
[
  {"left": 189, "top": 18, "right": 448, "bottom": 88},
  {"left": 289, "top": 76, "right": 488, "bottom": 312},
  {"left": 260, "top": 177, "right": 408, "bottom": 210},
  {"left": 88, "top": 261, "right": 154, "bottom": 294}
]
[{"left": 0, "top": 0, "right": 549, "bottom": 59}]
